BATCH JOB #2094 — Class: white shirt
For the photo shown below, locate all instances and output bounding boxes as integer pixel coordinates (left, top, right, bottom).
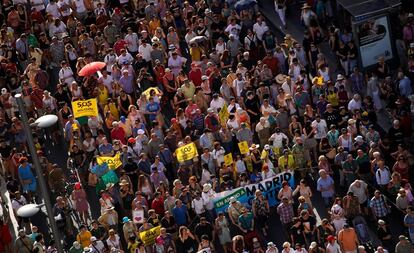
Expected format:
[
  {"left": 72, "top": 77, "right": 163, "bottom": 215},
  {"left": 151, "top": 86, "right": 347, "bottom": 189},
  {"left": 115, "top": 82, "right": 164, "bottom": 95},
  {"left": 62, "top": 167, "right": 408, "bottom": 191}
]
[
  {"left": 349, "top": 181, "right": 368, "bottom": 204},
  {"left": 191, "top": 198, "right": 205, "bottom": 215},
  {"left": 253, "top": 22, "right": 269, "bottom": 41},
  {"left": 311, "top": 119, "right": 327, "bottom": 139},
  {"left": 227, "top": 103, "right": 241, "bottom": 114},
  {"left": 202, "top": 190, "right": 216, "bottom": 210},
  {"left": 46, "top": 3, "right": 61, "bottom": 18},
  {"left": 282, "top": 81, "right": 295, "bottom": 95},
  {"left": 57, "top": 0, "right": 72, "bottom": 17},
  {"left": 225, "top": 24, "right": 241, "bottom": 39},
  {"left": 269, "top": 132, "right": 288, "bottom": 148},
  {"left": 13, "top": 0, "right": 27, "bottom": 4},
  {"left": 236, "top": 160, "right": 246, "bottom": 174},
  {"left": 215, "top": 43, "right": 226, "bottom": 55},
  {"left": 138, "top": 44, "right": 153, "bottom": 62},
  {"left": 106, "top": 235, "right": 121, "bottom": 249},
  {"left": 49, "top": 22, "right": 67, "bottom": 38},
  {"left": 104, "top": 54, "right": 118, "bottom": 72},
  {"left": 262, "top": 169, "right": 276, "bottom": 179},
  {"left": 99, "top": 75, "right": 114, "bottom": 93},
  {"left": 117, "top": 53, "right": 133, "bottom": 65},
  {"left": 30, "top": 0, "right": 45, "bottom": 11},
  {"left": 233, "top": 79, "right": 245, "bottom": 97},
  {"left": 347, "top": 99, "right": 361, "bottom": 111},
  {"left": 227, "top": 119, "right": 240, "bottom": 130},
  {"left": 326, "top": 242, "right": 342, "bottom": 253},
  {"left": 59, "top": 67, "right": 75, "bottom": 85},
  {"left": 72, "top": 0, "right": 86, "bottom": 13},
  {"left": 212, "top": 147, "right": 225, "bottom": 166},
  {"left": 261, "top": 104, "right": 277, "bottom": 115},
  {"left": 125, "top": 33, "right": 139, "bottom": 53},
  {"left": 83, "top": 138, "right": 97, "bottom": 152},
  {"left": 210, "top": 97, "right": 225, "bottom": 113},
  {"left": 375, "top": 167, "right": 391, "bottom": 186},
  {"left": 294, "top": 249, "right": 308, "bottom": 253},
  {"left": 11, "top": 196, "right": 27, "bottom": 212},
  {"left": 90, "top": 241, "right": 106, "bottom": 253}
]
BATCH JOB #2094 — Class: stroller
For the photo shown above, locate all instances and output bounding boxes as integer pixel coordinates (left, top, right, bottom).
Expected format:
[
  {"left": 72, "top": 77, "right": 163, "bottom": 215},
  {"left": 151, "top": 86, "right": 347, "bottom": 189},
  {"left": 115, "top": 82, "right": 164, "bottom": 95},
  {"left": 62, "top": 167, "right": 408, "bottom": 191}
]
[{"left": 352, "top": 216, "right": 375, "bottom": 253}]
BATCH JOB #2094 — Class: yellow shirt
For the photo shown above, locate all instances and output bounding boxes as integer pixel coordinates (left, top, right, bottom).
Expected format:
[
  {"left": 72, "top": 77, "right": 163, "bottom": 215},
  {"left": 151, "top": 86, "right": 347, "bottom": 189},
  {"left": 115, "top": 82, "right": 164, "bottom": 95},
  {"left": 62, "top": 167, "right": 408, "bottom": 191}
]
[
  {"left": 149, "top": 20, "right": 161, "bottom": 35},
  {"left": 190, "top": 47, "right": 203, "bottom": 62},
  {"left": 278, "top": 155, "right": 295, "bottom": 170},
  {"left": 327, "top": 93, "right": 339, "bottom": 107},
  {"left": 77, "top": 231, "right": 92, "bottom": 248},
  {"left": 104, "top": 103, "right": 120, "bottom": 121},
  {"left": 98, "top": 87, "right": 109, "bottom": 105},
  {"left": 226, "top": 72, "right": 237, "bottom": 89}
]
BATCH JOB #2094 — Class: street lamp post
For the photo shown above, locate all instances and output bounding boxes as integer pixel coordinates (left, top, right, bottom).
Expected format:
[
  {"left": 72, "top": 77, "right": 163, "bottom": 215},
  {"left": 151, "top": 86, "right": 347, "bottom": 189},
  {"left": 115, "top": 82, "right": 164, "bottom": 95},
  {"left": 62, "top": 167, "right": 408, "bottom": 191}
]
[{"left": 14, "top": 94, "right": 64, "bottom": 253}]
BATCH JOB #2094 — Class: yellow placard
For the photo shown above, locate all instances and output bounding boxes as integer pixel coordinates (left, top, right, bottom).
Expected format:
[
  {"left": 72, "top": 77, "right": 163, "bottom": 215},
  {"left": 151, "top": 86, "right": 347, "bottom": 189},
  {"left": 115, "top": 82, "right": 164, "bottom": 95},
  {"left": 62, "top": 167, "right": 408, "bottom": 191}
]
[
  {"left": 176, "top": 142, "right": 198, "bottom": 162},
  {"left": 316, "top": 76, "right": 324, "bottom": 85},
  {"left": 218, "top": 103, "right": 229, "bottom": 124},
  {"left": 142, "top": 87, "right": 161, "bottom": 99},
  {"left": 224, "top": 153, "right": 233, "bottom": 166},
  {"left": 71, "top": 98, "right": 99, "bottom": 118},
  {"left": 96, "top": 152, "right": 122, "bottom": 170},
  {"left": 238, "top": 141, "right": 249, "bottom": 155},
  {"left": 260, "top": 150, "right": 268, "bottom": 160},
  {"left": 139, "top": 226, "right": 161, "bottom": 246}
]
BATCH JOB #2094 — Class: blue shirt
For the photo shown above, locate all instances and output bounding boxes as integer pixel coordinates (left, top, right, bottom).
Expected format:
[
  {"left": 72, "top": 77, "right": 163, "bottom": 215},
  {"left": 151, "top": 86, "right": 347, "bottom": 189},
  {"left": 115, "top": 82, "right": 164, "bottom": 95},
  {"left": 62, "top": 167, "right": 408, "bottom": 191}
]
[
  {"left": 399, "top": 76, "right": 412, "bottom": 97},
  {"left": 172, "top": 205, "right": 187, "bottom": 226},
  {"left": 146, "top": 102, "right": 160, "bottom": 121},
  {"left": 99, "top": 143, "right": 113, "bottom": 154},
  {"left": 119, "top": 75, "right": 134, "bottom": 94},
  {"left": 18, "top": 164, "right": 35, "bottom": 181},
  {"left": 404, "top": 214, "right": 414, "bottom": 234},
  {"left": 317, "top": 176, "right": 334, "bottom": 198}
]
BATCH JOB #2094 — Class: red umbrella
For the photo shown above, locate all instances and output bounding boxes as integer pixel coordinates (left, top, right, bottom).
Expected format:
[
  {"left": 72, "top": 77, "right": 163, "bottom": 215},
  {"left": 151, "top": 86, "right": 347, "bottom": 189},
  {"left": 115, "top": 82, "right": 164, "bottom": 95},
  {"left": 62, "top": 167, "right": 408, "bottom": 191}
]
[{"left": 78, "top": 61, "right": 106, "bottom": 77}]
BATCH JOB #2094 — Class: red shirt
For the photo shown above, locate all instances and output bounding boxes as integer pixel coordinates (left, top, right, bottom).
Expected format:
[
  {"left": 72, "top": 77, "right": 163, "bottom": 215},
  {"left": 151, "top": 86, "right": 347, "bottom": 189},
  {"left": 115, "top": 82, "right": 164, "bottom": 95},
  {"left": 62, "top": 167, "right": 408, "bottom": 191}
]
[
  {"left": 111, "top": 127, "right": 126, "bottom": 144},
  {"left": 113, "top": 40, "right": 128, "bottom": 56},
  {"left": 188, "top": 68, "right": 202, "bottom": 86},
  {"left": 30, "top": 11, "right": 45, "bottom": 23},
  {"left": 185, "top": 104, "right": 200, "bottom": 120},
  {"left": 30, "top": 88, "right": 44, "bottom": 109},
  {"left": 0, "top": 224, "right": 12, "bottom": 247},
  {"left": 154, "top": 66, "right": 165, "bottom": 85},
  {"left": 262, "top": 57, "right": 279, "bottom": 76},
  {"left": 151, "top": 197, "right": 165, "bottom": 216}
]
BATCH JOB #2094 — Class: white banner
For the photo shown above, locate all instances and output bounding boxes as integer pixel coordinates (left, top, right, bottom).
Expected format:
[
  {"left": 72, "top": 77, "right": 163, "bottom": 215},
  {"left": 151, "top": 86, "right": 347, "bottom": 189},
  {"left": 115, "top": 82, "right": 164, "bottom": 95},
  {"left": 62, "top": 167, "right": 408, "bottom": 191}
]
[{"left": 358, "top": 16, "right": 393, "bottom": 67}]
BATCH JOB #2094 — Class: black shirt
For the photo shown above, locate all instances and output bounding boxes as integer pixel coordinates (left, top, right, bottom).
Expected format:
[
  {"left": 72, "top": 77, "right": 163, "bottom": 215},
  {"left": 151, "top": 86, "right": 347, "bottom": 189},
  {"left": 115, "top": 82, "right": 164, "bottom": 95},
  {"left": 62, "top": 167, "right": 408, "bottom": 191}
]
[
  {"left": 194, "top": 222, "right": 213, "bottom": 241},
  {"left": 388, "top": 127, "right": 404, "bottom": 147},
  {"left": 337, "top": 46, "right": 349, "bottom": 60},
  {"left": 160, "top": 216, "right": 176, "bottom": 234},
  {"left": 245, "top": 97, "right": 260, "bottom": 122},
  {"left": 175, "top": 237, "right": 198, "bottom": 253},
  {"left": 301, "top": 215, "right": 316, "bottom": 234},
  {"left": 323, "top": 110, "right": 338, "bottom": 128},
  {"left": 0, "top": 144, "right": 12, "bottom": 158},
  {"left": 348, "top": 46, "right": 358, "bottom": 60},
  {"left": 290, "top": 225, "right": 305, "bottom": 245}
]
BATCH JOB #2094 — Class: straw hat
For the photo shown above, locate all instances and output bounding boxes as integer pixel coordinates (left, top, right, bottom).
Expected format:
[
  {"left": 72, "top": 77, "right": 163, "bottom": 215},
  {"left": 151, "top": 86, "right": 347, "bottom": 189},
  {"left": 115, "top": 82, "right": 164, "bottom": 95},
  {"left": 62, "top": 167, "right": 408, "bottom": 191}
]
[
  {"left": 119, "top": 179, "right": 129, "bottom": 186},
  {"left": 203, "top": 183, "right": 212, "bottom": 192},
  {"left": 249, "top": 144, "right": 260, "bottom": 150},
  {"left": 275, "top": 74, "right": 287, "bottom": 84},
  {"left": 302, "top": 3, "right": 312, "bottom": 9}
]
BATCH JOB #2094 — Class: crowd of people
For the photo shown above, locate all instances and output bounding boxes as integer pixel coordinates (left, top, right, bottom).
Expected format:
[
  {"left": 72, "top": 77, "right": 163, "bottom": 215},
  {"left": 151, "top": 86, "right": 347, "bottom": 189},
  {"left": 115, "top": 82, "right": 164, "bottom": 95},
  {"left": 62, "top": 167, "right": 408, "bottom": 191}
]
[{"left": 0, "top": 0, "right": 414, "bottom": 253}]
